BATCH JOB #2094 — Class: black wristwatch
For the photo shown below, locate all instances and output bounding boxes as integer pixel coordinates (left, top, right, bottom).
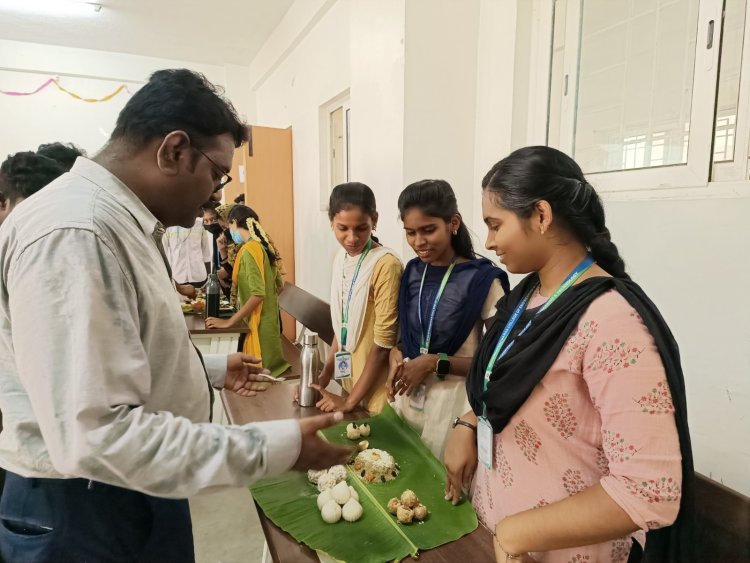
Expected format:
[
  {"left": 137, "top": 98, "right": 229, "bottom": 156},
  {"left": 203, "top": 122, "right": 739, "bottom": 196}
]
[
  {"left": 436, "top": 352, "right": 450, "bottom": 379},
  {"left": 452, "top": 417, "right": 477, "bottom": 432}
]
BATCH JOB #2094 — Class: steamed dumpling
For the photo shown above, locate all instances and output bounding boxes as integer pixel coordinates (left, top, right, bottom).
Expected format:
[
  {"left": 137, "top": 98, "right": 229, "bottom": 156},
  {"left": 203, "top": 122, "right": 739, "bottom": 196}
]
[
  {"left": 331, "top": 480, "right": 351, "bottom": 505},
  {"left": 348, "top": 486, "right": 359, "bottom": 501},
  {"left": 317, "top": 489, "right": 333, "bottom": 510},
  {"left": 358, "top": 423, "right": 371, "bottom": 437},
  {"left": 342, "top": 498, "right": 363, "bottom": 522},
  {"left": 321, "top": 499, "right": 342, "bottom": 524}
]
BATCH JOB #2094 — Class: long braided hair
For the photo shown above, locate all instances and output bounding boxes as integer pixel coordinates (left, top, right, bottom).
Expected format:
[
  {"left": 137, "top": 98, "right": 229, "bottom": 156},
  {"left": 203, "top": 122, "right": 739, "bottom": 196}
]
[{"left": 482, "top": 146, "right": 629, "bottom": 279}]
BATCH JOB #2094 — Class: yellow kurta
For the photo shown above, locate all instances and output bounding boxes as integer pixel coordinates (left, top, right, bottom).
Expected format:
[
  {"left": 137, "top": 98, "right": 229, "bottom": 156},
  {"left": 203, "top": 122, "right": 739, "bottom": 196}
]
[{"left": 340, "top": 253, "right": 402, "bottom": 413}]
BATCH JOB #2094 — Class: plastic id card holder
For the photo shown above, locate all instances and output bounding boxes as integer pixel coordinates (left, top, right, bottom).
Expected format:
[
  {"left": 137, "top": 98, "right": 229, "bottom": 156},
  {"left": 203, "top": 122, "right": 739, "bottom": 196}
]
[
  {"left": 477, "top": 416, "right": 494, "bottom": 469},
  {"left": 334, "top": 351, "right": 353, "bottom": 380},
  {"left": 409, "top": 383, "right": 427, "bottom": 411}
]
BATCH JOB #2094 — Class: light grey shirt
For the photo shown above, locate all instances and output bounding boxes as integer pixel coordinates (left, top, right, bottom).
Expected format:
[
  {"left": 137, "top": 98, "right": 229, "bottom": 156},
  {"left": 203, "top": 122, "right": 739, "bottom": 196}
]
[{"left": 0, "top": 158, "right": 300, "bottom": 498}]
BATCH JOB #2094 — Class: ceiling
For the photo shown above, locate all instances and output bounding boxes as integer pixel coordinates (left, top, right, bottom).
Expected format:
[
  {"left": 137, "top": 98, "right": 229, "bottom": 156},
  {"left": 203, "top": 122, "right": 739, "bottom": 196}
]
[{"left": 0, "top": 0, "right": 295, "bottom": 66}]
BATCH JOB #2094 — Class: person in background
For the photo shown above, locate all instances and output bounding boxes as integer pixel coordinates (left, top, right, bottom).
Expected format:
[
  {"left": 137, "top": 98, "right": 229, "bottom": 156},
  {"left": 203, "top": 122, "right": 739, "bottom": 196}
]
[
  {"left": 0, "top": 68, "right": 350, "bottom": 562},
  {"left": 36, "top": 142, "right": 86, "bottom": 170},
  {"left": 387, "top": 180, "right": 510, "bottom": 459},
  {"left": 234, "top": 193, "right": 245, "bottom": 205},
  {"left": 202, "top": 201, "right": 223, "bottom": 271},
  {"left": 163, "top": 214, "right": 213, "bottom": 288},
  {"left": 216, "top": 202, "right": 238, "bottom": 299},
  {"left": 445, "top": 146, "right": 692, "bottom": 562},
  {"left": 297, "top": 183, "right": 403, "bottom": 414},
  {"left": 0, "top": 151, "right": 66, "bottom": 226},
  {"left": 206, "top": 205, "right": 290, "bottom": 377}
]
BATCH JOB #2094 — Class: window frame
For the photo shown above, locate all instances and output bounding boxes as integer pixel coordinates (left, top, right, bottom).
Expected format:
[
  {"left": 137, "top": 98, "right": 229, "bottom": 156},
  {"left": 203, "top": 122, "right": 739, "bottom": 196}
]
[{"left": 548, "top": 0, "right": 725, "bottom": 193}]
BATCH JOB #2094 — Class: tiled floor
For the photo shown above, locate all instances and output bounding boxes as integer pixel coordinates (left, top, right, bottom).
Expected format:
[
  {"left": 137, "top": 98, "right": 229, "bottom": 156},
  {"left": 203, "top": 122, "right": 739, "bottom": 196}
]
[{"left": 191, "top": 487, "right": 267, "bottom": 563}]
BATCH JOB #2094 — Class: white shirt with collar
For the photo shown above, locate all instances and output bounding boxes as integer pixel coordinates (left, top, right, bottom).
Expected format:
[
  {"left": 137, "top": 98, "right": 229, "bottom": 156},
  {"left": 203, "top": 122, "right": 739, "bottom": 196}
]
[
  {"left": 163, "top": 217, "right": 213, "bottom": 284},
  {"left": 0, "top": 158, "right": 300, "bottom": 498}
]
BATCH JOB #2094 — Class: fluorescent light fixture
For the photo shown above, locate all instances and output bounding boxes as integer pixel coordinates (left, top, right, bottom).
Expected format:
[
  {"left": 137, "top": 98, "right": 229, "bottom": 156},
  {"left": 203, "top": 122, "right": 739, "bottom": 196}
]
[{"left": 0, "top": 0, "right": 102, "bottom": 17}]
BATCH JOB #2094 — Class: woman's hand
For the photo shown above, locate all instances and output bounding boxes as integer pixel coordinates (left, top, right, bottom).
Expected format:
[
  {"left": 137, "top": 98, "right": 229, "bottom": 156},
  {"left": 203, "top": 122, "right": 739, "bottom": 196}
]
[
  {"left": 205, "top": 316, "right": 238, "bottom": 329},
  {"left": 310, "top": 384, "right": 353, "bottom": 413},
  {"left": 393, "top": 354, "right": 434, "bottom": 397},
  {"left": 444, "top": 423, "right": 477, "bottom": 505},
  {"left": 294, "top": 370, "right": 331, "bottom": 404},
  {"left": 386, "top": 347, "right": 404, "bottom": 402},
  {"left": 217, "top": 233, "right": 227, "bottom": 255}
]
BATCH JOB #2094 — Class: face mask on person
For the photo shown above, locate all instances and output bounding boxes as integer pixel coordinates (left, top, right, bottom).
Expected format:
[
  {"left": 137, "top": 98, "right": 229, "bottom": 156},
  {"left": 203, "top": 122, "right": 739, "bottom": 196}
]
[
  {"left": 204, "top": 223, "right": 223, "bottom": 238},
  {"left": 230, "top": 229, "right": 244, "bottom": 245}
]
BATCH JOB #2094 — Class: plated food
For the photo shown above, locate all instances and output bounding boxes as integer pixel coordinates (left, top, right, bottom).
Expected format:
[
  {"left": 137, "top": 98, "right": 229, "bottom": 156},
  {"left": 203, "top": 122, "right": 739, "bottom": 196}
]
[
  {"left": 345, "top": 422, "right": 370, "bottom": 440},
  {"left": 312, "top": 467, "right": 364, "bottom": 524},
  {"left": 351, "top": 448, "right": 399, "bottom": 483},
  {"left": 387, "top": 490, "right": 429, "bottom": 525}
]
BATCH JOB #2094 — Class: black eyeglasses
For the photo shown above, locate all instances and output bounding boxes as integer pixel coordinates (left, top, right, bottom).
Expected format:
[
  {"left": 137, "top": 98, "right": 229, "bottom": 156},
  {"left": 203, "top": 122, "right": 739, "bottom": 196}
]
[{"left": 194, "top": 147, "right": 232, "bottom": 193}]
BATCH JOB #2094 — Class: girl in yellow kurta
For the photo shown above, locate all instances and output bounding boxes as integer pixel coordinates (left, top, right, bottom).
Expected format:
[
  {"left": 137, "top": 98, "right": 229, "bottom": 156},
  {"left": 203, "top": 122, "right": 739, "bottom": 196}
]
[
  {"left": 310, "top": 182, "right": 402, "bottom": 414},
  {"left": 205, "top": 205, "right": 290, "bottom": 377}
]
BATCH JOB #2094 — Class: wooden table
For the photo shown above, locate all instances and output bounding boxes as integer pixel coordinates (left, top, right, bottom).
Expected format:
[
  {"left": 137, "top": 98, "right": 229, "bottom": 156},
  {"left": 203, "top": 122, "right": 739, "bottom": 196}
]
[
  {"left": 184, "top": 314, "right": 249, "bottom": 356},
  {"left": 222, "top": 384, "right": 496, "bottom": 563}
]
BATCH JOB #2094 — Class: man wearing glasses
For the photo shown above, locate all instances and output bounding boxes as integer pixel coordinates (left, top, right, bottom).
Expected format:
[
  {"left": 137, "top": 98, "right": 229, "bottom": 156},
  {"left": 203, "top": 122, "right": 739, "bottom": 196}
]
[{"left": 0, "top": 69, "right": 351, "bottom": 561}]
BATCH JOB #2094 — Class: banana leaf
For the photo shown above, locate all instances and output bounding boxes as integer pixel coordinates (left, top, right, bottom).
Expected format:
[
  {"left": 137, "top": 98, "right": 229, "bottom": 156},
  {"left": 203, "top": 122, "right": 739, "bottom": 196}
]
[{"left": 250, "top": 404, "right": 477, "bottom": 562}]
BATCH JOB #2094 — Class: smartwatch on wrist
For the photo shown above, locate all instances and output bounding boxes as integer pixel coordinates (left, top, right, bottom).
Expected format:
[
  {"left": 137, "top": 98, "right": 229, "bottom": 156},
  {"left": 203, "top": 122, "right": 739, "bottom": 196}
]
[{"left": 436, "top": 352, "right": 450, "bottom": 379}]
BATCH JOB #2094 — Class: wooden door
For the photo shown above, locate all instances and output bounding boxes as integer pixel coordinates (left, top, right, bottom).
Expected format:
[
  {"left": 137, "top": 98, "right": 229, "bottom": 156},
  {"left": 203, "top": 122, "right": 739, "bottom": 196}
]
[{"left": 226, "top": 126, "right": 296, "bottom": 341}]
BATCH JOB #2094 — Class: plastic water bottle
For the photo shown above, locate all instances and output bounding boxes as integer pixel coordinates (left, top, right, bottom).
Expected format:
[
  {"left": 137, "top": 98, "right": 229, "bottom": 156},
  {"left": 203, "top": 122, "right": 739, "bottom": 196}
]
[{"left": 299, "top": 333, "right": 321, "bottom": 407}]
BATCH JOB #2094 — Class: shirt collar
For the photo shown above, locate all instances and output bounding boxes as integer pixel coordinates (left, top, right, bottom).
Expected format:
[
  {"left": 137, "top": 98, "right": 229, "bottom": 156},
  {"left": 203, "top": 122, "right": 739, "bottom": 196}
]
[{"left": 69, "top": 157, "right": 162, "bottom": 237}]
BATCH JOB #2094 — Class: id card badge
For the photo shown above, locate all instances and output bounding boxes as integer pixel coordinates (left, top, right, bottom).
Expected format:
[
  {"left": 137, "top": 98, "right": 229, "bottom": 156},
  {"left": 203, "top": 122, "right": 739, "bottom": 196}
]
[
  {"left": 409, "top": 383, "right": 427, "bottom": 411},
  {"left": 334, "top": 351, "right": 353, "bottom": 380},
  {"left": 477, "top": 416, "right": 494, "bottom": 469}
]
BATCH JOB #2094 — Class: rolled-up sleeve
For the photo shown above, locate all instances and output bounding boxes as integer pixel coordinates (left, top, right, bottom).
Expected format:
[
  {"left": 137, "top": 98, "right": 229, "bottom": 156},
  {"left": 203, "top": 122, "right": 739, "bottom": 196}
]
[
  {"left": 7, "top": 228, "right": 300, "bottom": 498},
  {"left": 371, "top": 254, "right": 403, "bottom": 349},
  {"left": 582, "top": 294, "right": 682, "bottom": 531}
]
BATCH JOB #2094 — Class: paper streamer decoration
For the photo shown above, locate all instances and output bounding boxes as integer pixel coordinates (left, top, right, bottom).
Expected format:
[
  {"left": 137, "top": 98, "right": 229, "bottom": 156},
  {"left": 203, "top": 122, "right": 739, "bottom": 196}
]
[{"left": 0, "top": 77, "right": 133, "bottom": 103}]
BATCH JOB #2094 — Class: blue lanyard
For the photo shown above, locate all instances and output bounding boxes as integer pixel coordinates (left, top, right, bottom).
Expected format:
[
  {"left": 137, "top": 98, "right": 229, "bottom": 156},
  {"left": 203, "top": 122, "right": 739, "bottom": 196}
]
[
  {"left": 482, "top": 256, "right": 595, "bottom": 407},
  {"left": 417, "top": 258, "right": 457, "bottom": 355},
  {"left": 340, "top": 239, "right": 373, "bottom": 350}
]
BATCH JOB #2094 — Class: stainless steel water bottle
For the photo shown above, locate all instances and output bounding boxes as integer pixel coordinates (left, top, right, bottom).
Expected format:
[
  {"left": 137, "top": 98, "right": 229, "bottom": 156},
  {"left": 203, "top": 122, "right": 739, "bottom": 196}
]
[{"left": 299, "top": 332, "right": 321, "bottom": 407}]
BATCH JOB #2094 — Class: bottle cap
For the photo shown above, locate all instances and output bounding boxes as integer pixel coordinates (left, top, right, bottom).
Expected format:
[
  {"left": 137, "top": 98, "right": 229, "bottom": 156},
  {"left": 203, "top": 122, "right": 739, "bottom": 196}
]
[{"left": 303, "top": 332, "right": 319, "bottom": 346}]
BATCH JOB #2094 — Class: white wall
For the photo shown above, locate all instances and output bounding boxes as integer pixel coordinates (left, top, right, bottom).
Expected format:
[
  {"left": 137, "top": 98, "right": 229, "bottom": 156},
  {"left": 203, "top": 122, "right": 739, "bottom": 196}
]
[
  {"left": 402, "top": 0, "right": 480, "bottom": 258},
  {"left": 251, "top": 0, "right": 407, "bottom": 300},
  {"left": 0, "top": 39, "right": 255, "bottom": 158},
  {"left": 603, "top": 194, "right": 750, "bottom": 494}
]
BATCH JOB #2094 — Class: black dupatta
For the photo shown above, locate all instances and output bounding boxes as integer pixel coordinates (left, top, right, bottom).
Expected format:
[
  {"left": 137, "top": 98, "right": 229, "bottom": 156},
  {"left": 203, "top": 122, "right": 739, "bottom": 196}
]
[{"left": 466, "top": 274, "right": 694, "bottom": 562}]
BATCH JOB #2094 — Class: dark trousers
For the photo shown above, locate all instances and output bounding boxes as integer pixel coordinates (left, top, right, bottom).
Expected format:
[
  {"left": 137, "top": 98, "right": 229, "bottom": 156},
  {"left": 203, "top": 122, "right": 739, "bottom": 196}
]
[{"left": 0, "top": 473, "right": 194, "bottom": 563}]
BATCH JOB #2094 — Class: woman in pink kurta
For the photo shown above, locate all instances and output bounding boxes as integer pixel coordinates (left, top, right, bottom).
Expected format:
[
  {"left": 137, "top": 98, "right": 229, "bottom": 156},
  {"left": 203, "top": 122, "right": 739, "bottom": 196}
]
[
  {"left": 471, "top": 290, "right": 681, "bottom": 562},
  {"left": 444, "top": 147, "right": 692, "bottom": 563}
]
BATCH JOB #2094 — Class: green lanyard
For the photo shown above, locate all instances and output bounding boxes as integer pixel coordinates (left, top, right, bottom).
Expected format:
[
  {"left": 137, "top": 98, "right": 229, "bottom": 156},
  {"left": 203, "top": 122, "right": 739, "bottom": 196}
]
[
  {"left": 340, "top": 239, "right": 373, "bottom": 350},
  {"left": 418, "top": 258, "right": 457, "bottom": 355}
]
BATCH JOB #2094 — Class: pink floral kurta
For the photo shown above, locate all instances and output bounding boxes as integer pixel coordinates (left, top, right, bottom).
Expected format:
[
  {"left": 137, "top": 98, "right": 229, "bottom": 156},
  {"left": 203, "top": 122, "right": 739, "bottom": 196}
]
[{"left": 472, "top": 290, "right": 682, "bottom": 562}]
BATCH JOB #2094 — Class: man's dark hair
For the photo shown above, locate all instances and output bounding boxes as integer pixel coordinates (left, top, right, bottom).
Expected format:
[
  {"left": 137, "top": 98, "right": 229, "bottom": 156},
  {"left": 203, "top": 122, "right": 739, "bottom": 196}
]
[
  {"left": 0, "top": 152, "right": 67, "bottom": 204},
  {"left": 110, "top": 69, "right": 249, "bottom": 149},
  {"left": 234, "top": 193, "right": 245, "bottom": 204},
  {"left": 36, "top": 142, "right": 86, "bottom": 171}
]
